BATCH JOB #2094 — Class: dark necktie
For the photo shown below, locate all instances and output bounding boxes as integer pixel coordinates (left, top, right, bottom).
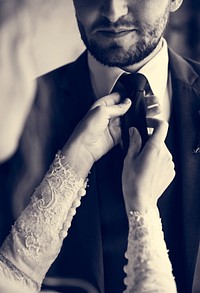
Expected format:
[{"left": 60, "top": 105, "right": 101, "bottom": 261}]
[{"left": 119, "top": 73, "right": 150, "bottom": 155}]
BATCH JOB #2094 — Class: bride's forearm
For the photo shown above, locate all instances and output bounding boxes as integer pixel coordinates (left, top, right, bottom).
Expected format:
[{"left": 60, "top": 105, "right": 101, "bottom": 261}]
[
  {"left": 0, "top": 151, "right": 88, "bottom": 292},
  {"left": 124, "top": 207, "right": 177, "bottom": 293}
]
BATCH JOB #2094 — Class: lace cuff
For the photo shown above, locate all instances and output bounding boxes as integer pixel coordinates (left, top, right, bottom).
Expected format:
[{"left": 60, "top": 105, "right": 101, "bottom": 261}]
[
  {"left": 0, "top": 151, "right": 88, "bottom": 292},
  {"left": 123, "top": 208, "right": 177, "bottom": 293}
]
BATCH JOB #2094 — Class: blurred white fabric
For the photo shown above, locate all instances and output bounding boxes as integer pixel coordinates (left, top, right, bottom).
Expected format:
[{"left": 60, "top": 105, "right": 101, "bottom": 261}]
[
  {"left": 31, "top": 0, "right": 85, "bottom": 76},
  {"left": 0, "top": 0, "right": 84, "bottom": 160}
]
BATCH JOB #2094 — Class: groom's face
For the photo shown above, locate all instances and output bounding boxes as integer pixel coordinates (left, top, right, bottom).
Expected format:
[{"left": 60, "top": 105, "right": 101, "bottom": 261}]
[{"left": 73, "top": 0, "right": 182, "bottom": 67}]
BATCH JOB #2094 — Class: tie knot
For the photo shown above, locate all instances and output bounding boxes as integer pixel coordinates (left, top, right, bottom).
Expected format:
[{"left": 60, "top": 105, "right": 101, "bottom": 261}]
[{"left": 119, "top": 73, "right": 150, "bottom": 97}]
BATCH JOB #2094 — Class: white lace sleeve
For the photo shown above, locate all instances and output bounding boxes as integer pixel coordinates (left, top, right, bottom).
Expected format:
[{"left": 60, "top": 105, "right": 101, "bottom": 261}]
[
  {"left": 123, "top": 208, "right": 177, "bottom": 293},
  {"left": 0, "top": 151, "right": 88, "bottom": 293}
]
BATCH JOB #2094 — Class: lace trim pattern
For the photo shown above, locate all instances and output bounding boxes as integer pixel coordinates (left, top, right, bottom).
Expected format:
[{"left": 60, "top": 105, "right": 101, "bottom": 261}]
[
  {"left": 0, "top": 151, "right": 87, "bottom": 289},
  {"left": 123, "top": 208, "right": 177, "bottom": 293}
]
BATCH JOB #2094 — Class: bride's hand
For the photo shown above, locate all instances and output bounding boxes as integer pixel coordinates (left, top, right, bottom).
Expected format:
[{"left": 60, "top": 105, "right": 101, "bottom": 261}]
[
  {"left": 62, "top": 92, "right": 131, "bottom": 178},
  {"left": 122, "top": 118, "right": 175, "bottom": 214}
]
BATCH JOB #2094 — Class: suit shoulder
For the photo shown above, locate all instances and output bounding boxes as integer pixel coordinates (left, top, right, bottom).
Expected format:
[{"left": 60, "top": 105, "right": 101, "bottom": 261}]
[
  {"left": 37, "top": 51, "right": 88, "bottom": 86},
  {"left": 183, "top": 57, "right": 200, "bottom": 76},
  {"left": 169, "top": 49, "right": 200, "bottom": 92},
  {"left": 184, "top": 57, "right": 200, "bottom": 93}
]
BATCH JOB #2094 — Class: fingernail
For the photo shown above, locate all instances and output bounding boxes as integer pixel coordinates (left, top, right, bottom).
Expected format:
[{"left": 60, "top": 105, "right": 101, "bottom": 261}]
[
  {"left": 123, "top": 98, "right": 131, "bottom": 104},
  {"left": 129, "top": 127, "right": 135, "bottom": 137}
]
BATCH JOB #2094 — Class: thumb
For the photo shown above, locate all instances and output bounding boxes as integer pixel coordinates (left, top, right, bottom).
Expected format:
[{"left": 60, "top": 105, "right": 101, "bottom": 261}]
[{"left": 126, "top": 127, "right": 142, "bottom": 160}]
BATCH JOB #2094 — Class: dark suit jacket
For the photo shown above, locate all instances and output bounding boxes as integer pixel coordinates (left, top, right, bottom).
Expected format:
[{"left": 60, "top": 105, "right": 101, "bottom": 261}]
[{"left": 35, "top": 48, "right": 200, "bottom": 293}]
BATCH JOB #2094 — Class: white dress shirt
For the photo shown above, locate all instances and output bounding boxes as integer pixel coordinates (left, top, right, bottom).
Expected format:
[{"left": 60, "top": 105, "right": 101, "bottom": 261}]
[{"left": 88, "top": 38, "right": 172, "bottom": 122}]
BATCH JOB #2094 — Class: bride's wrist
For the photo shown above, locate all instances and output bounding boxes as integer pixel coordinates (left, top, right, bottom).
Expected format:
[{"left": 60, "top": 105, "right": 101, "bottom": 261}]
[
  {"left": 124, "top": 196, "right": 158, "bottom": 216},
  {"left": 61, "top": 138, "right": 94, "bottom": 179}
]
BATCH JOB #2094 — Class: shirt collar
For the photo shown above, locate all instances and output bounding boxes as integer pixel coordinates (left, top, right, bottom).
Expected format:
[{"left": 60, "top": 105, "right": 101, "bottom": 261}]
[{"left": 88, "top": 38, "right": 169, "bottom": 106}]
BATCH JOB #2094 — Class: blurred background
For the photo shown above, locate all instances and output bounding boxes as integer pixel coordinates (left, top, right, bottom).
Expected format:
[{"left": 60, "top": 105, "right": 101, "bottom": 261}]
[
  {"left": 26, "top": 0, "right": 200, "bottom": 76},
  {"left": 166, "top": 0, "right": 200, "bottom": 62}
]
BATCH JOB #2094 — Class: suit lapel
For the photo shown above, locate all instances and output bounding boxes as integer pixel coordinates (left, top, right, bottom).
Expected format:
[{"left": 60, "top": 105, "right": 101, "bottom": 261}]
[
  {"left": 169, "top": 49, "right": 200, "bottom": 292},
  {"left": 59, "top": 52, "right": 105, "bottom": 292},
  {"left": 59, "top": 51, "right": 95, "bottom": 132}
]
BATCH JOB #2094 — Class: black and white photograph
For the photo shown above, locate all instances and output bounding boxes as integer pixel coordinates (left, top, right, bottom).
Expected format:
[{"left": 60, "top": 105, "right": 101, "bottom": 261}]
[{"left": 0, "top": 1, "right": 200, "bottom": 292}]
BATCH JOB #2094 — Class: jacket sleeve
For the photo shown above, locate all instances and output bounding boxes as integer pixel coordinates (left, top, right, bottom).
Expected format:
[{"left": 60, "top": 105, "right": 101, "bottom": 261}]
[{"left": 0, "top": 151, "right": 87, "bottom": 293}]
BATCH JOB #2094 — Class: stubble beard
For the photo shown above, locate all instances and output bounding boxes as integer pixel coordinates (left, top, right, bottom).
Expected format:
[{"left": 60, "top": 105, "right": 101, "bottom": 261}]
[{"left": 76, "top": 9, "right": 170, "bottom": 68}]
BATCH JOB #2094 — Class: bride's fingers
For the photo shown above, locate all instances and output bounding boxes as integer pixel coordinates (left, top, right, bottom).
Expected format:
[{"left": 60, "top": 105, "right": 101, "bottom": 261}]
[
  {"left": 90, "top": 92, "right": 122, "bottom": 110},
  {"left": 90, "top": 98, "right": 131, "bottom": 121},
  {"left": 145, "top": 94, "right": 159, "bottom": 107},
  {"left": 145, "top": 95, "right": 161, "bottom": 117},
  {"left": 105, "top": 98, "right": 131, "bottom": 119},
  {"left": 145, "top": 119, "right": 169, "bottom": 151},
  {"left": 110, "top": 116, "right": 121, "bottom": 126},
  {"left": 146, "top": 104, "right": 161, "bottom": 117}
]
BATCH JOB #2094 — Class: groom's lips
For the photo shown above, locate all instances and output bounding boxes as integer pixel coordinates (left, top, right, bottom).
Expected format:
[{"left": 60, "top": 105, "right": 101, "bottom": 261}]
[{"left": 93, "top": 25, "right": 137, "bottom": 39}]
